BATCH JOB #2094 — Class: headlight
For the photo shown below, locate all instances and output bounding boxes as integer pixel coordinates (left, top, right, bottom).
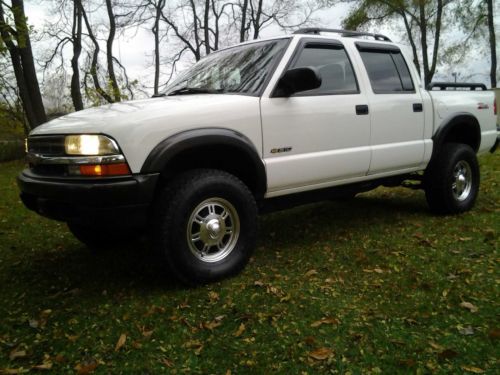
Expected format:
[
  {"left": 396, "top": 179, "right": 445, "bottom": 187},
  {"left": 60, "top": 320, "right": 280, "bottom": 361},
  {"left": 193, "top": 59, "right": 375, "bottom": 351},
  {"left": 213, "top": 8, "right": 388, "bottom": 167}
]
[{"left": 65, "top": 135, "right": 119, "bottom": 156}]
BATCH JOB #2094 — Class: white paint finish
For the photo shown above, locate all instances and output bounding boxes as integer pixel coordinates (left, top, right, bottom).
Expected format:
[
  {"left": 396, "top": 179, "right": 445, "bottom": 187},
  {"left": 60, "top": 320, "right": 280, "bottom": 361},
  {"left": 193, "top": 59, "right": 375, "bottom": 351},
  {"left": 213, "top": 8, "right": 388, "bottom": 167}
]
[
  {"left": 30, "top": 33, "right": 498, "bottom": 198},
  {"left": 31, "top": 95, "right": 263, "bottom": 173},
  {"left": 265, "top": 145, "right": 371, "bottom": 192},
  {"left": 428, "top": 90, "right": 497, "bottom": 151},
  {"left": 265, "top": 165, "right": 424, "bottom": 198},
  {"left": 261, "top": 94, "right": 371, "bottom": 191}
]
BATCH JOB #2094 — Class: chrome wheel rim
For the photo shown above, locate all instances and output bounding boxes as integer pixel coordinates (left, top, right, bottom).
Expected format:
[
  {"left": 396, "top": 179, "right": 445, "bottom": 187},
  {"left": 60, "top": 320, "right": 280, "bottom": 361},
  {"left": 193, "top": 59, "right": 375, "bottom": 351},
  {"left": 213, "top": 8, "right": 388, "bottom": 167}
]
[
  {"left": 187, "top": 198, "right": 240, "bottom": 263},
  {"left": 452, "top": 160, "right": 472, "bottom": 202}
]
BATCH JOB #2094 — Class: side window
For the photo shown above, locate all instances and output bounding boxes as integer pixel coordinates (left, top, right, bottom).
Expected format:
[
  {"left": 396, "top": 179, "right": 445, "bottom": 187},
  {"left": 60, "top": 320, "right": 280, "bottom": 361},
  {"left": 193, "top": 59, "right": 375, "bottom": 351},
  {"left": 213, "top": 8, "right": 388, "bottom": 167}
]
[
  {"left": 359, "top": 50, "right": 415, "bottom": 93},
  {"left": 292, "top": 44, "right": 359, "bottom": 95}
]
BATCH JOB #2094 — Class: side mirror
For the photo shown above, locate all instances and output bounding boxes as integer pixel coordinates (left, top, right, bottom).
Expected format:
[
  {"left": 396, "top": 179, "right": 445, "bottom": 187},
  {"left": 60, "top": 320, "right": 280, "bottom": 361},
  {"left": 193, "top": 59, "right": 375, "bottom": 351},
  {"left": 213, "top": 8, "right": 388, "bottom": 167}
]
[{"left": 274, "top": 67, "right": 322, "bottom": 97}]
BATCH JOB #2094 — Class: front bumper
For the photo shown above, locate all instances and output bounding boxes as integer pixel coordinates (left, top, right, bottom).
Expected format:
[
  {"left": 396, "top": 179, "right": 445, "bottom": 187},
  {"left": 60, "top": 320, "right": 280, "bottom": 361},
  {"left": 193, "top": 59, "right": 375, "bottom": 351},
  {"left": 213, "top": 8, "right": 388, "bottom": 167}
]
[{"left": 17, "top": 169, "right": 159, "bottom": 225}]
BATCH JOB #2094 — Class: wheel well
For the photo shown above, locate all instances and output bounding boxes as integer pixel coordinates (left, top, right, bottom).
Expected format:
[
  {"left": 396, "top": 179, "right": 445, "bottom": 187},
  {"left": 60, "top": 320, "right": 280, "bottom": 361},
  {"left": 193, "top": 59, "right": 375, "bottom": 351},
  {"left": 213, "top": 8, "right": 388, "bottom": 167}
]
[
  {"left": 435, "top": 117, "right": 481, "bottom": 153},
  {"left": 158, "top": 144, "right": 266, "bottom": 198}
]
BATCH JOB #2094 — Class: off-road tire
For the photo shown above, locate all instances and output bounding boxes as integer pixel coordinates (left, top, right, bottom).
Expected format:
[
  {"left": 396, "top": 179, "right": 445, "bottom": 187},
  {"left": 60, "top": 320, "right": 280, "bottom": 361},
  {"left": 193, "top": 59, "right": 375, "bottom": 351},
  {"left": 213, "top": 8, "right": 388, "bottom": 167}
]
[
  {"left": 153, "top": 169, "right": 258, "bottom": 285},
  {"left": 424, "top": 143, "right": 479, "bottom": 214}
]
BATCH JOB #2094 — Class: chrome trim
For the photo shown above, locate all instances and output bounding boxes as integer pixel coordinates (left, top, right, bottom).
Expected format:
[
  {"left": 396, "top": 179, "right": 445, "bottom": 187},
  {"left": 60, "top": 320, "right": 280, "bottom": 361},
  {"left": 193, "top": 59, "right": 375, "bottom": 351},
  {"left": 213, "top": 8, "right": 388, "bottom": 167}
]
[{"left": 27, "top": 153, "right": 126, "bottom": 166}]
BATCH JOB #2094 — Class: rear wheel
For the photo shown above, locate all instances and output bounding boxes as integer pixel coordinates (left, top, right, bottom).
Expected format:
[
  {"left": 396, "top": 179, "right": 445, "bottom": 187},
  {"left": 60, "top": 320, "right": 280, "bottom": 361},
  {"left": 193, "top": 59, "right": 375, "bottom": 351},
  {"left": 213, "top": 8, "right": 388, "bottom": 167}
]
[
  {"left": 424, "top": 143, "right": 479, "bottom": 214},
  {"left": 153, "top": 169, "right": 258, "bottom": 285}
]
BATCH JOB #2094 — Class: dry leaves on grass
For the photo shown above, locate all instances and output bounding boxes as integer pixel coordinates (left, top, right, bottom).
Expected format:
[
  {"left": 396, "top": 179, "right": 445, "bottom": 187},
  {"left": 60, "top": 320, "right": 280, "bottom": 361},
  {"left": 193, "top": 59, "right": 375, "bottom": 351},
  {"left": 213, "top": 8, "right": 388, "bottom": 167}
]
[
  {"left": 114, "top": 333, "right": 127, "bottom": 352},
  {"left": 9, "top": 350, "right": 26, "bottom": 361},
  {"left": 460, "top": 365, "right": 485, "bottom": 373},
  {"left": 310, "top": 317, "right": 340, "bottom": 328},
  {"left": 74, "top": 361, "right": 98, "bottom": 375},
  {"left": 308, "top": 347, "right": 334, "bottom": 360},
  {"left": 460, "top": 301, "right": 478, "bottom": 313},
  {"left": 234, "top": 323, "right": 246, "bottom": 337}
]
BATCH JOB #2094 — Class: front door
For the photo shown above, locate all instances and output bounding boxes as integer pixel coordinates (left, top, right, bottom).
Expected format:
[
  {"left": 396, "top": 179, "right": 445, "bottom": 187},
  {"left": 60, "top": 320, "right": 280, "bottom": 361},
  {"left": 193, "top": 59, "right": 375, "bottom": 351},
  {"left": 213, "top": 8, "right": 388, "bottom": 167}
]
[{"left": 261, "top": 39, "right": 371, "bottom": 196}]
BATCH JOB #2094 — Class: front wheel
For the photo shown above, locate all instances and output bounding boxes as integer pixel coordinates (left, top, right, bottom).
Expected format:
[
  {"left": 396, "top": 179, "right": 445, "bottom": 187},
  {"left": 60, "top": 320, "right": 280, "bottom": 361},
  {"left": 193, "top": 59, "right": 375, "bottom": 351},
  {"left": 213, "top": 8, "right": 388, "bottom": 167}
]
[
  {"left": 153, "top": 169, "right": 258, "bottom": 285},
  {"left": 424, "top": 143, "right": 480, "bottom": 214}
]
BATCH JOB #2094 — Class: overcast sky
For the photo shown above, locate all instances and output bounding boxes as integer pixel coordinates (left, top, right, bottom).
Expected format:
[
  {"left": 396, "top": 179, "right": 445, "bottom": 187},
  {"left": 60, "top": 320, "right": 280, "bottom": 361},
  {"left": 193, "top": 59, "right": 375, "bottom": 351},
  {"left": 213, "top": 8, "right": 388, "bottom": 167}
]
[{"left": 24, "top": 1, "right": 497, "bottom": 93}]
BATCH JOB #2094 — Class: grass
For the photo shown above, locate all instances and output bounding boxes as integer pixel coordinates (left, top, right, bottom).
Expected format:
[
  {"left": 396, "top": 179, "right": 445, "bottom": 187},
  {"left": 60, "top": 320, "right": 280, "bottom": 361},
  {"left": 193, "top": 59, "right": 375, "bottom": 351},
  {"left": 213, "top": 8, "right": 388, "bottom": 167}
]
[{"left": 0, "top": 154, "right": 498, "bottom": 374}]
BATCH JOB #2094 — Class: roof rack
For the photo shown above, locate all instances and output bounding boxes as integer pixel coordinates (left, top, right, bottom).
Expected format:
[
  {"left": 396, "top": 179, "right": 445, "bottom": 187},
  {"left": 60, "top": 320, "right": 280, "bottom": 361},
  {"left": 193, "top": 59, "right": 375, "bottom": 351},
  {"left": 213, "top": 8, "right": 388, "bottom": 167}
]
[
  {"left": 293, "top": 28, "right": 392, "bottom": 42},
  {"left": 427, "top": 82, "right": 487, "bottom": 91}
]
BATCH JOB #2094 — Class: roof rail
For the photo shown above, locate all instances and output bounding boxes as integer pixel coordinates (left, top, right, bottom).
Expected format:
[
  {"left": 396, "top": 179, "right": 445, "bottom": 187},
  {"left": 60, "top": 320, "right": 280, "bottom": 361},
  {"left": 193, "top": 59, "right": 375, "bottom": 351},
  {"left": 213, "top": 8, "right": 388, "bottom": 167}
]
[
  {"left": 293, "top": 28, "right": 392, "bottom": 42},
  {"left": 427, "top": 82, "right": 487, "bottom": 91}
]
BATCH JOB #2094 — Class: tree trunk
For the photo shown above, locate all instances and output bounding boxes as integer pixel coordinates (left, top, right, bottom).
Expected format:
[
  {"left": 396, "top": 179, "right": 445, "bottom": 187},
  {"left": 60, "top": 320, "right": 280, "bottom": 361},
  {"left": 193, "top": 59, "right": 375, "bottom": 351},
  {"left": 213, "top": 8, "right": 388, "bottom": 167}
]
[
  {"left": 486, "top": 0, "right": 497, "bottom": 88},
  {"left": 4, "top": 0, "right": 47, "bottom": 128},
  {"left": 105, "top": 0, "right": 121, "bottom": 102},
  {"left": 418, "top": 2, "right": 431, "bottom": 87},
  {"left": 70, "top": 1, "right": 84, "bottom": 111},
  {"left": 76, "top": 0, "right": 114, "bottom": 103},
  {"left": 401, "top": 11, "right": 421, "bottom": 77},
  {"left": 252, "top": 0, "right": 264, "bottom": 40},
  {"left": 204, "top": 0, "right": 210, "bottom": 55},
  {"left": 152, "top": 0, "right": 163, "bottom": 96},
  {"left": 240, "top": 0, "right": 249, "bottom": 42}
]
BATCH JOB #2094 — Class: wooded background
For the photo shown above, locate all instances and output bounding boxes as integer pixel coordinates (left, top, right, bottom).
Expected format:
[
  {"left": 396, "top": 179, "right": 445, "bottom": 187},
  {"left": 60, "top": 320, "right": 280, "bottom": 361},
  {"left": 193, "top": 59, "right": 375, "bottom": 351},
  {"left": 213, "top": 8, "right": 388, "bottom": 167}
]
[{"left": 0, "top": 0, "right": 498, "bottom": 134}]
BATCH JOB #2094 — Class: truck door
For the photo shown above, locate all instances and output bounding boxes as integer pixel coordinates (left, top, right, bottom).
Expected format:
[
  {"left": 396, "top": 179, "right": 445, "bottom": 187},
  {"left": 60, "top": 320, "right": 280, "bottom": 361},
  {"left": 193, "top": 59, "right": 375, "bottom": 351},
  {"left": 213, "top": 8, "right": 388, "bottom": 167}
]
[
  {"left": 260, "top": 38, "right": 371, "bottom": 196},
  {"left": 355, "top": 42, "right": 426, "bottom": 174}
]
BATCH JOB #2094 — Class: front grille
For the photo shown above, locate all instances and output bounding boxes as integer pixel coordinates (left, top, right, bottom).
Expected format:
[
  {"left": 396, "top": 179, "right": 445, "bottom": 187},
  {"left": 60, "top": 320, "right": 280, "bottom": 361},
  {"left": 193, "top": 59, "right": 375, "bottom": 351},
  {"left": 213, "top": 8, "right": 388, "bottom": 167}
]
[{"left": 28, "top": 135, "right": 65, "bottom": 156}]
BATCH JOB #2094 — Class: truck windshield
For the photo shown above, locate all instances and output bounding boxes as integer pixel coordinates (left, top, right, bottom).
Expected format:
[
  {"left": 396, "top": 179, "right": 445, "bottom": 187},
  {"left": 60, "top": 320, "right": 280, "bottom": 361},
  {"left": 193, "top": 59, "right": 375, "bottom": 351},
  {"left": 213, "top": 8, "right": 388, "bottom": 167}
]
[{"left": 163, "top": 38, "right": 290, "bottom": 97}]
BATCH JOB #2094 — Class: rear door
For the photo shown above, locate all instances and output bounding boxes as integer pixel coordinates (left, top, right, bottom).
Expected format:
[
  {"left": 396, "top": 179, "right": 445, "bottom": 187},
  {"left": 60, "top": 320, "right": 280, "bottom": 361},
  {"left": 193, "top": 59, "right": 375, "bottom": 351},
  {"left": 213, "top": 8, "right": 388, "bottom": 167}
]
[
  {"left": 355, "top": 42, "right": 426, "bottom": 174},
  {"left": 261, "top": 38, "right": 371, "bottom": 195}
]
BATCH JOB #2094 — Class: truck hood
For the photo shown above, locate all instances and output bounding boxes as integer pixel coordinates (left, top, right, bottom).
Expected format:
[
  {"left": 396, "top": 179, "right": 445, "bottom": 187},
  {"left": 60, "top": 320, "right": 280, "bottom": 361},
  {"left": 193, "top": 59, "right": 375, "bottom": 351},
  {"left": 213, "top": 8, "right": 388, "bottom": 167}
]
[
  {"left": 30, "top": 94, "right": 263, "bottom": 174},
  {"left": 31, "top": 95, "right": 256, "bottom": 136}
]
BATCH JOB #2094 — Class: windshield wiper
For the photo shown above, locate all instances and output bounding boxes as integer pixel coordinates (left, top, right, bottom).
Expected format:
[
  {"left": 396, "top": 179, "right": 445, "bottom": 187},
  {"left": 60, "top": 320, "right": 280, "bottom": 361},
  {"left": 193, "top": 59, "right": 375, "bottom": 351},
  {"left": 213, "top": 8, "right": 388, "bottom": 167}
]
[{"left": 167, "top": 87, "right": 224, "bottom": 96}]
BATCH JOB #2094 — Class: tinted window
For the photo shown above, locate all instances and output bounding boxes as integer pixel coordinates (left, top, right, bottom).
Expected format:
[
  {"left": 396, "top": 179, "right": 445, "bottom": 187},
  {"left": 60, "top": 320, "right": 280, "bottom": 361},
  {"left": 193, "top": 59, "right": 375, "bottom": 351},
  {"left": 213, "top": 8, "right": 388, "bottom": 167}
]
[
  {"left": 392, "top": 53, "right": 414, "bottom": 91},
  {"left": 292, "top": 45, "right": 358, "bottom": 95},
  {"left": 360, "top": 51, "right": 415, "bottom": 93}
]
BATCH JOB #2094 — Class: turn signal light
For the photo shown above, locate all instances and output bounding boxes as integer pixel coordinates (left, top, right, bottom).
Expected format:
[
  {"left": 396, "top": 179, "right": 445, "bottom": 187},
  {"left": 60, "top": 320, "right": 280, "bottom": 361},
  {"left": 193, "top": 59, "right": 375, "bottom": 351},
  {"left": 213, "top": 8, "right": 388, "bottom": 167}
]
[{"left": 79, "top": 163, "right": 131, "bottom": 176}]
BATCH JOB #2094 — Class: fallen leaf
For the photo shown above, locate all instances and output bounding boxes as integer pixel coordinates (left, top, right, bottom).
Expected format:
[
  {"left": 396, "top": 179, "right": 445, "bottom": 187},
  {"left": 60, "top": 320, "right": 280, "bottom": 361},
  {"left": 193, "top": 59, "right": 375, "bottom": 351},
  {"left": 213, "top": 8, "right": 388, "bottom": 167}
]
[
  {"left": 458, "top": 326, "right": 474, "bottom": 335},
  {"left": 9, "top": 350, "right": 27, "bottom": 361},
  {"left": 114, "top": 333, "right": 127, "bottom": 352},
  {"left": 254, "top": 280, "right": 264, "bottom": 287},
  {"left": 234, "top": 323, "right": 245, "bottom": 337},
  {"left": 304, "top": 269, "right": 318, "bottom": 277},
  {"left": 488, "top": 328, "right": 500, "bottom": 340},
  {"left": 75, "top": 362, "right": 98, "bottom": 375},
  {"left": 373, "top": 268, "right": 384, "bottom": 274},
  {"left": 32, "top": 362, "right": 52, "bottom": 371},
  {"left": 308, "top": 347, "right": 333, "bottom": 360},
  {"left": 460, "top": 365, "right": 485, "bottom": 373},
  {"left": 303, "top": 336, "right": 316, "bottom": 345},
  {"left": 203, "top": 320, "right": 222, "bottom": 330},
  {"left": 437, "top": 349, "right": 458, "bottom": 360},
  {"left": 160, "top": 358, "right": 173, "bottom": 368},
  {"left": 460, "top": 301, "right": 478, "bottom": 313},
  {"left": 310, "top": 317, "right": 340, "bottom": 327},
  {"left": 184, "top": 340, "right": 203, "bottom": 355},
  {"left": 398, "top": 359, "right": 416, "bottom": 367},
  {"left": 208, "top": 291, "right": 219, "bottom": 303},
  {"left": 429, "top": 342, "right": 444, "bottom": 351}
]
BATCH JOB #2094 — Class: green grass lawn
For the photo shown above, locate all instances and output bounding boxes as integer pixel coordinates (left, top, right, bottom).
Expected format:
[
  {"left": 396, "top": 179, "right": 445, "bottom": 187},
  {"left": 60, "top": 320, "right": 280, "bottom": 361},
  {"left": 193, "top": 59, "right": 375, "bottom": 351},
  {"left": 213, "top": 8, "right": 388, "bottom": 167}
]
[{"left": 0, "top": 155, "right": 498, "bottom": 374}]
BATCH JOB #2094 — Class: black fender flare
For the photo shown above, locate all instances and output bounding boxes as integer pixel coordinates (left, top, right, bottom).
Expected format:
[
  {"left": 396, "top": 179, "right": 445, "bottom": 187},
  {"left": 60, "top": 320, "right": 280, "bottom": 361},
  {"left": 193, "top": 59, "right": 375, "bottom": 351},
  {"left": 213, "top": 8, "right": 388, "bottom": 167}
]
[
  {"left": 431, "top": 112, "right": 481, "bottom": 160},
  {"left": 140, "top": 128, "right": 267, "bottom": 197}
]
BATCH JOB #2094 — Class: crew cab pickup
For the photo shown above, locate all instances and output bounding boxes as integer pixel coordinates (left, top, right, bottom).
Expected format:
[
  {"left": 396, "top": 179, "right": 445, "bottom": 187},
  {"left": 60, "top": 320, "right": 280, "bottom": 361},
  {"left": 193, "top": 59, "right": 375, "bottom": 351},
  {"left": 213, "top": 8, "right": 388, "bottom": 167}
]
[{"left": 18, "top": 28, "right": 498, "bottom": 284}]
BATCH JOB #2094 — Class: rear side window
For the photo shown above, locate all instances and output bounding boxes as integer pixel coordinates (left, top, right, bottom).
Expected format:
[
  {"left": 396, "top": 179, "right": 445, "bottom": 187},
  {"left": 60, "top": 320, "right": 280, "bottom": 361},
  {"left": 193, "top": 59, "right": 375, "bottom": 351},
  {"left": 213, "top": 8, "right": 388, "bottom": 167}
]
[
  {"left": 292, "top": 45, "right": 359, "bottom": 95},
  {"left": 359, "top": 50, "right": 415, "bottom": 93}
]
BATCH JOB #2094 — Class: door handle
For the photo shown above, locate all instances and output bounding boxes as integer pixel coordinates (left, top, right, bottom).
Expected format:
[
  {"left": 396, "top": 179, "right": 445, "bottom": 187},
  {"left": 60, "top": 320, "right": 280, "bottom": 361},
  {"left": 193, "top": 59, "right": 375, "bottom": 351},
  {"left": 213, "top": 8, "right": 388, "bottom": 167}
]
[
  {"left": 413, "top": 103, "right": 423, "bottom": 112},
  {"left": 356, "top": 104, "right": 369, "bottom": 115}
]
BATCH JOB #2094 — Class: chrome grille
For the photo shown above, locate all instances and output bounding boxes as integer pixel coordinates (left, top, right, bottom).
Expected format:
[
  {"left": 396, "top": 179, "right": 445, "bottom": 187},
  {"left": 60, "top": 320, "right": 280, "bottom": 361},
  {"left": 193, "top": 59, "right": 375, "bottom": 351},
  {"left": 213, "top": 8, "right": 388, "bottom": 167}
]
[{"left": 28, "top": 135, "right": 65, "bottom": 156}]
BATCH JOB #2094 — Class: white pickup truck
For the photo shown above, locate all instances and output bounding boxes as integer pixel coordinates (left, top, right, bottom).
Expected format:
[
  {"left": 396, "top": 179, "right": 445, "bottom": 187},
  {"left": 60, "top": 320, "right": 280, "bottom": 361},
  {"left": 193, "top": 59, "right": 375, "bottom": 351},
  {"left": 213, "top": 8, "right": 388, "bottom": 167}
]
[{"left": 18, "top": 28, "right": 498, "bottom": 284}]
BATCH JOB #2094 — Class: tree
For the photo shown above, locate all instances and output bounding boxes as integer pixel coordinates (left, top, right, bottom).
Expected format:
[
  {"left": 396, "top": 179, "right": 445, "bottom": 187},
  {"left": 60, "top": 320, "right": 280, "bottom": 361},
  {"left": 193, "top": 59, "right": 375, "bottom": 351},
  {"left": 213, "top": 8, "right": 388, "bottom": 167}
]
[
  {"left": 451, "top": 0, "right": 497, "bottom": 88},
  {"left": 343, "top": 0, "right": 452, "bottom": 86},
  {"left": 0, "top": 0, "right": 47, "bottom": 129}
]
